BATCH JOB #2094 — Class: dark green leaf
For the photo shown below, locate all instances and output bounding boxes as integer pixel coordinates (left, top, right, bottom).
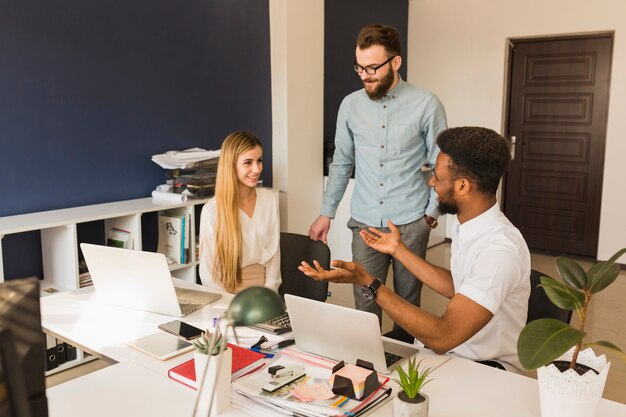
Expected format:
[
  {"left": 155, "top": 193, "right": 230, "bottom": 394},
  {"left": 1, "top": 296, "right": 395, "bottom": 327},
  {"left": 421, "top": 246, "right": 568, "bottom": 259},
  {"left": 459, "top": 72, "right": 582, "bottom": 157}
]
[
  {"left": 605, "top": 248, "right": 626, "bottom": 265},
  {"left": 556, "top": 257, "right": 587, "bottom": 289},
  {"left": 539, "top": 277, "right": 584, "bottom": 311},
  {"left": 588, "top": 262, "right": 620, "bottom": 294},
  {"left": 593, "top": 340, "right": 623, "bottom": 352},
  {"left": 587, "top": 248, "right": 626, "bottom": 293},
  {"left": 587, "top": 340, "right": 626, "bottom": 362},
  {"left": 517, "top": 318, "right": 585, "bottom": 370}
]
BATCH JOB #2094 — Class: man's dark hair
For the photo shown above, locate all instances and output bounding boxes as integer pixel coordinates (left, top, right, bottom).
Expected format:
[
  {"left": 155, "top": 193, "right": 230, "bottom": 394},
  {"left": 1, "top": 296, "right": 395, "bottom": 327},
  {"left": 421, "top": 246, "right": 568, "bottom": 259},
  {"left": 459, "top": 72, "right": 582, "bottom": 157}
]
[
  {"left": 436, "top": 127, "right": 511, "bottom": 195},
  {"left": 356, "top": 24, "right": 401, "bottom": 57}
]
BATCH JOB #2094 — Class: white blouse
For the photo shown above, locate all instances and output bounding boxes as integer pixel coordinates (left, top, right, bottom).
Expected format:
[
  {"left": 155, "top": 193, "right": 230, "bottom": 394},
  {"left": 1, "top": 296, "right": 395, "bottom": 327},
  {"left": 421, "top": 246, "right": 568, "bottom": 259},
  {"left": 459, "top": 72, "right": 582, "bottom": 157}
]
[{"left": 198, "top": 188, "right": 281, "bottom": 293}]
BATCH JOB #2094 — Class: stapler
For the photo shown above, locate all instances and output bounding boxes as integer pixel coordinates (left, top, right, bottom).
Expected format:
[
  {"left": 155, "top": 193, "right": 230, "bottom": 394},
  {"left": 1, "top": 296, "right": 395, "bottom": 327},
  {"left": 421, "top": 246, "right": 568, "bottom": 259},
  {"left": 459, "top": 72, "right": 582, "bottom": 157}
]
[{"left": 261, "top": 365, "right": 306, "bottom": 392}]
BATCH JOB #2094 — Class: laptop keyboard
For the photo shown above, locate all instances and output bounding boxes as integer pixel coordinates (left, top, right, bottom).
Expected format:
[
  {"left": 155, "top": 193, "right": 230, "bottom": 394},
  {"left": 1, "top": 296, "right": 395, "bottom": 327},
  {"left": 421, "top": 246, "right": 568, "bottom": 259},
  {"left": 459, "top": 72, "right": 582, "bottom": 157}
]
[
  {"left": 250, "top": 312, "right": 292, "bottom": 334},
  {"left": 385, "top": 351, "right": 404, "bottom": 368},
  {"left": 177, "top": 297, "right": 197, "bottom": 308}
]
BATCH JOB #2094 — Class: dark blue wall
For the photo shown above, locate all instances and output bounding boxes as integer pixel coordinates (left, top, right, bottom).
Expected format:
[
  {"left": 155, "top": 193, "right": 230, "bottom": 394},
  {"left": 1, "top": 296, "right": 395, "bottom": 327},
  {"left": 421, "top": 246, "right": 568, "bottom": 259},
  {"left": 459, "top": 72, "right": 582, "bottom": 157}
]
[
  {"left": 324, "top": 0, "right": 409, "bottom": 173},
  {"left": 0, "top": 0, "right": 272, "bottom": 279}
]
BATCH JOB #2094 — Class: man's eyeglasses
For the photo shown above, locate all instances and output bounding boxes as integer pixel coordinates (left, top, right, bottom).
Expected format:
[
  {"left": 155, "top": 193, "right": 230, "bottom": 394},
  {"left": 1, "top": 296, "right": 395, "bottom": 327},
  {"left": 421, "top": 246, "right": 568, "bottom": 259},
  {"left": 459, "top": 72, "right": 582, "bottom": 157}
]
[{"left": 353, "top": 56, "right": 397, "bottom": 75}]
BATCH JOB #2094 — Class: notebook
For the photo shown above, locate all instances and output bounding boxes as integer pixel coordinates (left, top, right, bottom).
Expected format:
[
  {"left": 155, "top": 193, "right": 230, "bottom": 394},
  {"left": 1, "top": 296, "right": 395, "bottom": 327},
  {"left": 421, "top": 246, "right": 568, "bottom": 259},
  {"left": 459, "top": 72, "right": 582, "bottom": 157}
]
[
  {"left": 81, "top": 243, "right": 222, "bottom": 317},
  {"left": 284, "top": 294, "right": 419, "bottom": 374},
  {"left": 168, "top": 343, "right": 266, "bottom": 389}
]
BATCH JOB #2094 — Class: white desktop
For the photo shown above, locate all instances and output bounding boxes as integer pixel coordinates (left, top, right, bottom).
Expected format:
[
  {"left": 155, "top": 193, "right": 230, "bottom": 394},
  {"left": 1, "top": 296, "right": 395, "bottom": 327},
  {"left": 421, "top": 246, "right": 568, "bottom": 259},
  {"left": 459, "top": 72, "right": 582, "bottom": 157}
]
[{"left": 42, "top": 279, "right": 626, "bottom": 417}]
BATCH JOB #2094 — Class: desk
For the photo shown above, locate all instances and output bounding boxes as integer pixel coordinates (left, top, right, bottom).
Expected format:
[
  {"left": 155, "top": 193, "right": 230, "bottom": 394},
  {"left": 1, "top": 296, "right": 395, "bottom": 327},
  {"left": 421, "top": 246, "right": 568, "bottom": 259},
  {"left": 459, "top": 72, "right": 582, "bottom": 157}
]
[{"left": 42, "top": 282, "right": 626, "bottom": 417}]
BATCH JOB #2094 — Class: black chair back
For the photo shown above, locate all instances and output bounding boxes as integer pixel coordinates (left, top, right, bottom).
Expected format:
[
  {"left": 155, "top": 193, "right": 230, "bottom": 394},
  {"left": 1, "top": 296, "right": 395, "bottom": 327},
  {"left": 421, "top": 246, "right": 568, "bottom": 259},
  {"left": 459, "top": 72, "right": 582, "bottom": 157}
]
[
  {"left": 278, "top": 232, "right": 330, "bottom": 302},
  {"left": 527, "top": 269, "right": 573, "bottom": 324}
]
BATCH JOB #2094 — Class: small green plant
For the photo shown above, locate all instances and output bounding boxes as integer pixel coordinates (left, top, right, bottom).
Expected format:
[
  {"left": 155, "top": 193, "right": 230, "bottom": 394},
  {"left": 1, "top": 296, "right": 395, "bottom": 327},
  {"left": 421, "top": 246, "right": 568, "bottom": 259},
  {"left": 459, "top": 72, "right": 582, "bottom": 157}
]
[
  {"left": 393, "top": 357, "right": 433, "bottom": 399},
  {"left": 193, "top": 328, "right": 223, "bottom": 356},
  {"left": 518, "top": 248, "right": 626, "bottom": 371}
]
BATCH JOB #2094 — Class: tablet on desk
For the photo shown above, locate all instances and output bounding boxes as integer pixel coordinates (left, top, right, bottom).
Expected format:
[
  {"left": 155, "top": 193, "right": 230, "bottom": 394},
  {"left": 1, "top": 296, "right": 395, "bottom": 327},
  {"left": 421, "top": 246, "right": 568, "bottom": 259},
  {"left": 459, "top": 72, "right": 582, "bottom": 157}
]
[{"left": 125, "top": 332, "right": 194, "bottom": 361}]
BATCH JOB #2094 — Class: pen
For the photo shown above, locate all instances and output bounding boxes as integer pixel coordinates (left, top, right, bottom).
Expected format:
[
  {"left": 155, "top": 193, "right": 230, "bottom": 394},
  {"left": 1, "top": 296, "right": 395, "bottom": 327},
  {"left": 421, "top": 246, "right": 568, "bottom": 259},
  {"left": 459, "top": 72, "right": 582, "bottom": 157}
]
[{"left": 261, "top": 337, "right": 295, "bottom": 350}]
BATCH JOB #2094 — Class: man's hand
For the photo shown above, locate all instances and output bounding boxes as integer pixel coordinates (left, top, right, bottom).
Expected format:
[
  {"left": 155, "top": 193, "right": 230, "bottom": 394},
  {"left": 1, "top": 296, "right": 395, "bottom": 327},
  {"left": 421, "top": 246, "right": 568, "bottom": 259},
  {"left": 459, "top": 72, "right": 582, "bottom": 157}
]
[
  {"left": 359, "top": 220, "right": 403, "bottom": 256},
  {"left": 298, "top": 260, "right": 373, "bottom": 286},
  {"left": 308, "top": 216, "right": 332, "bottom": 244}
]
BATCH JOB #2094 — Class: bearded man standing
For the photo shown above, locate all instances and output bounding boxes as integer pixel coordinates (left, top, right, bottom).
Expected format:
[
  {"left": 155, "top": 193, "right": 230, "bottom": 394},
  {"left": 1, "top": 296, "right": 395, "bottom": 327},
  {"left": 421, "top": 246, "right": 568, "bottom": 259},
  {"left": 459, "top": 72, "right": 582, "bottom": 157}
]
[{"left": 309, "top": 24, "right": 447, "bottom": 333}]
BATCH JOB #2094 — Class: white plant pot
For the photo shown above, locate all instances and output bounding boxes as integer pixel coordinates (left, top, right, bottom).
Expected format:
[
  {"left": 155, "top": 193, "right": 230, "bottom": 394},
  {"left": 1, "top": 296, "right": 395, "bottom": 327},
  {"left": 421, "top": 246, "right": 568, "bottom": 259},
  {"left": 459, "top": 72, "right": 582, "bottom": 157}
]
[
  {"left": 537, "top": 347, "right": 610, "bottom": 417},
  {"left": 194, "top": 348, "right": 232, "bottom": 416},
  {"left": 393, "top": 391, "right": 429, "bottom": 417}
]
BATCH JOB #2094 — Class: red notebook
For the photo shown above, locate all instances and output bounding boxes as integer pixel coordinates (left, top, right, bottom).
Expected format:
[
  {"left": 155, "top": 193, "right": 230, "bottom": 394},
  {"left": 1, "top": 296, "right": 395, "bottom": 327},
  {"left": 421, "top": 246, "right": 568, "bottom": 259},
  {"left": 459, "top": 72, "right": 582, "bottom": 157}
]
[{"left": 168, "top": 343, "right": 266, "bottom": 389}]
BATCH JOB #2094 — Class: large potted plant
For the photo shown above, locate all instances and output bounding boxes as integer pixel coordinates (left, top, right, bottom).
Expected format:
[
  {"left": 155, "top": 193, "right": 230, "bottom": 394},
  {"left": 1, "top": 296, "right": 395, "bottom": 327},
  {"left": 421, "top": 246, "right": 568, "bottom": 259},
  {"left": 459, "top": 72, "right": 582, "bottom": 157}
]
[
  {"left": 393, "top": 357, "right": 433, "bottom": 417},
  {"left": 517, "top": 248, "right": 626, "bottom": 417},
  {"left": 193, "top": 328, "right": 232, "bottom": 415}
]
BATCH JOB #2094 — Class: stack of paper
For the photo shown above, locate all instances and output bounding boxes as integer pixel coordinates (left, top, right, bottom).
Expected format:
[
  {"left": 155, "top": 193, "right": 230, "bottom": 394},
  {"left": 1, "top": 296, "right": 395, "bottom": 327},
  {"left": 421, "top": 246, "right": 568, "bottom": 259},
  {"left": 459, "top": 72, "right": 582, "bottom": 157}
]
[
  {"left": 232, "top": 354, "right": 392, "bottom": 417},
  {"left": 152, "top": 147, "right": 220, "bottom": 169}
]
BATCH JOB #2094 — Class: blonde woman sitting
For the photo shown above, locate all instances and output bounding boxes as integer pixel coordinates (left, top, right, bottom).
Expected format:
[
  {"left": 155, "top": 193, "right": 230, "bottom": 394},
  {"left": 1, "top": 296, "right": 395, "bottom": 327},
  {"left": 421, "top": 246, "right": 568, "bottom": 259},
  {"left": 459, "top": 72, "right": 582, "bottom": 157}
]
[{"left": 199, "top": 131, "right": 281, "bottom": 293}]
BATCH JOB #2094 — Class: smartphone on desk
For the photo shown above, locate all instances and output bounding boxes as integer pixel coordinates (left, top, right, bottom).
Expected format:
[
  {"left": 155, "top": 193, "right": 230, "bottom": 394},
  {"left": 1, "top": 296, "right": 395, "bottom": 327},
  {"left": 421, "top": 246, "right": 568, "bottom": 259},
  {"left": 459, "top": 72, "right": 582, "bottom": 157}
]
[{"left": 158, "top": 320, "right": 203, "bottom": 341}]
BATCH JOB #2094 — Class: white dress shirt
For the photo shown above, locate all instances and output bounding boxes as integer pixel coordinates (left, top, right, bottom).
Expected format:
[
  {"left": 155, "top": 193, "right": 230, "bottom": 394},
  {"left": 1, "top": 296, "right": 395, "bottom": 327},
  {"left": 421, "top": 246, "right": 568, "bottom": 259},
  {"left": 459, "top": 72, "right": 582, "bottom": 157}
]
[
  {"left": 198, "top": 188, "right": 281, "bottom": 293},
  {"left": 448, "top": 203, "right": 530, "bottom": 371}
]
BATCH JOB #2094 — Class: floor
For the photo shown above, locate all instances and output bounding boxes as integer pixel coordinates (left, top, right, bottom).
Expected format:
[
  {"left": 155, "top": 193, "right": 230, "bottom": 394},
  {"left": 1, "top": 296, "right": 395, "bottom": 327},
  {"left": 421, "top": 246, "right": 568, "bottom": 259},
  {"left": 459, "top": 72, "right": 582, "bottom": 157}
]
[{"left": 46, "top": 242, "right": 626, "bottom": 404}]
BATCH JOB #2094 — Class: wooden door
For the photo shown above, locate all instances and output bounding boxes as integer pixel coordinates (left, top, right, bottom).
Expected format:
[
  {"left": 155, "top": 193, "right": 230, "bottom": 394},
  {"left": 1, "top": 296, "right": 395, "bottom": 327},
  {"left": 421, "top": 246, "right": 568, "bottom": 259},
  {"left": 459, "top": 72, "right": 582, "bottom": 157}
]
[{"left": 504, "top": 35, "right": 613, "bottom": 257}]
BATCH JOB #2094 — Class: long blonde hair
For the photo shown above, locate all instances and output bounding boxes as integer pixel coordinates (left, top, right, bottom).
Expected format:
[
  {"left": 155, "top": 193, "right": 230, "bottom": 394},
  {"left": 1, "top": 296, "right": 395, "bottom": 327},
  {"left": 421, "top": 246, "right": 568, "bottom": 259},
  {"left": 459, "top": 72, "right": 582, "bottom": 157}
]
[{"left": 213, "top": 131, "right": 263, "bottom": 292}]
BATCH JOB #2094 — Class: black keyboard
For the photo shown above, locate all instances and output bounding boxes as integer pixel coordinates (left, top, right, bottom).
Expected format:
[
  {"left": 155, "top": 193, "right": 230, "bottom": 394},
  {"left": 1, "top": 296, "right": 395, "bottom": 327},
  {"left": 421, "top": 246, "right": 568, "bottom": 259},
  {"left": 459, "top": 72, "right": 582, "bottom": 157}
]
[
  {"left": 250, "top": 312, "right": 292, "bottom": 335},
  {"left": 385, "top": 351, "right": 404, "bottom": 368}
]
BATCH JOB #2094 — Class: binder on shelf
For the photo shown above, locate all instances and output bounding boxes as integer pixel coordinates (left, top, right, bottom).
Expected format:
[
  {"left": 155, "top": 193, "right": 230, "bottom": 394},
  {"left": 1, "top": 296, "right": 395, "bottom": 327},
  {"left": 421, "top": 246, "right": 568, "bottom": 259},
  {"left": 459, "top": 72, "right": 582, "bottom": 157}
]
[
  {"left": 45, "top": 334, "right": 58, "bottom": 371},
  {"left": 55, "top": 338, "right": 67, "bottom": 366},
  {"left": 65, "top": 343, "right": 78, "bottom": 361}
]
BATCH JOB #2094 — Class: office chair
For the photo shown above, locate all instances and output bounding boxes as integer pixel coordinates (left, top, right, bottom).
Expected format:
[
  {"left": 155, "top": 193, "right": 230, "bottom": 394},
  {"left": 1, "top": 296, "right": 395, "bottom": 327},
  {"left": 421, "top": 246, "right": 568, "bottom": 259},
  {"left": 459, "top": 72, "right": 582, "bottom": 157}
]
[
  {"left": 526, "top": 269, "right": 573, "bottom": 324},
  {"left": 278, "top": 232, "right": 330, "bottom": 302}
]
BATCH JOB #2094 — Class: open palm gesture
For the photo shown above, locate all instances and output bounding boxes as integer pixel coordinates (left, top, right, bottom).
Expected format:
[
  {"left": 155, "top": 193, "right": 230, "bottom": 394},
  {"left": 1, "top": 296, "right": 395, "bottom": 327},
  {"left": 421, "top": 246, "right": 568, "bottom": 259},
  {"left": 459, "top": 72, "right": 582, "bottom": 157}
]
[{"left": 359, "top": 220, "right": 402, "bottom": 256}]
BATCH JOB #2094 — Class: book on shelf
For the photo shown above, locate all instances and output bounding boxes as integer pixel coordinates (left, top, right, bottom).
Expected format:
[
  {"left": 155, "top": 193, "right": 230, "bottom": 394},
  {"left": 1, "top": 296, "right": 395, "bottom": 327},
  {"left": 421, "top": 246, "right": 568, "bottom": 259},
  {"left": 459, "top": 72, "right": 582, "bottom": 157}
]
[
  {"left": 168, "top": 343, "right": 266, "bottom": 389},
  {"left": 157, "top": 212, "right": 184, "bottom": 265},
  {"left": 79, "top": 271, "right": 92, "bottom": 288},
  {"left": 107, "top": 227, "right": 133, "bottom": 249}
]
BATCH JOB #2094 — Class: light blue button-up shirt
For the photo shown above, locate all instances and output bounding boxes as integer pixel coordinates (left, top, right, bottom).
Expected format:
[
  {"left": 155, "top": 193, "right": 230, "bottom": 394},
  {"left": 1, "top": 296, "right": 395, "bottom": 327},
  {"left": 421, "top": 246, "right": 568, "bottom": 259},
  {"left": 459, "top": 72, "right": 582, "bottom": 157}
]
[{"left": 321, "top": 79, "right": 447, "bottom": 227}]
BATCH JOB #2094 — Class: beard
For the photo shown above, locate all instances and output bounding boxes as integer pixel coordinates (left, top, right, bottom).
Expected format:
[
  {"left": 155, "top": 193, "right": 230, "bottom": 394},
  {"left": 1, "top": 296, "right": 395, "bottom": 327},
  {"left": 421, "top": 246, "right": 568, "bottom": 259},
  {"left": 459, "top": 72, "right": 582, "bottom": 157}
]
[
  {"left": 438, "top": 186, "right": 459, "bottom": 215},
  {"left": 363, "top": 67, "right": 395, "bottom": 100}
]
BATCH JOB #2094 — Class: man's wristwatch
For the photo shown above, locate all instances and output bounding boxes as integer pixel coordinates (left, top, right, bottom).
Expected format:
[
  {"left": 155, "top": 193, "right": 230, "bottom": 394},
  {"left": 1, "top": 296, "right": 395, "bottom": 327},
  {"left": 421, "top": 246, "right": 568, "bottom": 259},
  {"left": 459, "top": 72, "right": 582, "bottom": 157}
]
[
  {"left": 424, "top": 215, "right": 438, "bottom": 229},
  {"left": 361, "top": 278, "right": 383, "bottom": 301}
]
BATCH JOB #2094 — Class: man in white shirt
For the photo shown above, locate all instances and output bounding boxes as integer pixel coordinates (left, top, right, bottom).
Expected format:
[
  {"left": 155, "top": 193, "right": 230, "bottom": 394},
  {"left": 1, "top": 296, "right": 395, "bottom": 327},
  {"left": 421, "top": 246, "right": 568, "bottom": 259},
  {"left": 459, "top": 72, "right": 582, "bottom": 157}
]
[{"left": 300, "top": 126, "right": 530, "bottom": 371}]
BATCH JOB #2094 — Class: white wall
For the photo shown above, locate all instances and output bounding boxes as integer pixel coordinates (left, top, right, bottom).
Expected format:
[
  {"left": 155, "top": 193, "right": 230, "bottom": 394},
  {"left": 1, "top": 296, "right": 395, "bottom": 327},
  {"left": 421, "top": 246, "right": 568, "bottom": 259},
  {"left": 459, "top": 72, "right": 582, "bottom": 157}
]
[
  {"left": 407, "top": 0, "right": 626, "bottom": 261},
  {"left": 270, "top": 0, "right": 324, "bottom": 234}
]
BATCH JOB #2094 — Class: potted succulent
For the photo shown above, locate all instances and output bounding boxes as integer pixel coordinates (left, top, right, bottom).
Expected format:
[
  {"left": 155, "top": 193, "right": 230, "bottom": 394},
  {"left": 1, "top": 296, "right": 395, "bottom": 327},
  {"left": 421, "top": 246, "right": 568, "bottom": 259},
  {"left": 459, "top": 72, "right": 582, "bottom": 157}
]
[
  {"left": 193, "top": 328, "right": 232, "bottom": 415},
  {"left": 517, "top": 248, "right": 626, "bottom": 417},
  {"left": 393, "top": 357, "right": 433, "bottom": 417}
]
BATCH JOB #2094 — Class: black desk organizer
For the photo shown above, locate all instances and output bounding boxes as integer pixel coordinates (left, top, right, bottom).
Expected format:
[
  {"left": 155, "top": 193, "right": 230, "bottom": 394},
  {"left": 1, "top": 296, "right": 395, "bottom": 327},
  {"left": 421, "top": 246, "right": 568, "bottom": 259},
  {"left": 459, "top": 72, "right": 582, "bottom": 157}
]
[{"left": 330, "top": 359, "right": 380, "bottom": 401}]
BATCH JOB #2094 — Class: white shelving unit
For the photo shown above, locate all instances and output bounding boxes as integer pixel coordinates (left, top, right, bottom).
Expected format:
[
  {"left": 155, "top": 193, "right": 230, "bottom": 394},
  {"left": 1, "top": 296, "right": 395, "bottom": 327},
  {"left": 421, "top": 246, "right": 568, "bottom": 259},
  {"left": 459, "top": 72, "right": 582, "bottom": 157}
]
[
  {"left": 0, "top": 197, "right": 208, "bottom": 287},
  {"left": 0, "top": 197, "right": 209, "bottom": 373}
]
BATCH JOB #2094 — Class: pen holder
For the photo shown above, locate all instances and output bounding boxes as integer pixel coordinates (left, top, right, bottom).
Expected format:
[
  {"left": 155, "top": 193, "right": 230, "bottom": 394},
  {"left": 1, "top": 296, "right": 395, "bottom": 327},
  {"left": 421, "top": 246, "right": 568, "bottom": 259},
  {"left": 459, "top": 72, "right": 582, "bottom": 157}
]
[
  {"left": 194, "top": 348, "right": 232, "bottom": 416},
  {"left": 329, "top": 359, "right": 379, "bottom": 401}
]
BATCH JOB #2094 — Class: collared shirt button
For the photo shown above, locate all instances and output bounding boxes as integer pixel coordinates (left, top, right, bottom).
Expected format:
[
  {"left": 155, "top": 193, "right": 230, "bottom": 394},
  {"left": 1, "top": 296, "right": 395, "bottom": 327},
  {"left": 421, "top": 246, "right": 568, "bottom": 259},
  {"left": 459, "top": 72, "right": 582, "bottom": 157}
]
[
  {"left": 380, "top": 145, "right": 384, "bottom": 149},
  {"left": 380, "top": 183, "right": 383, "bottom": 186},
  {"left": 383, "top": 105, "right": 387, "bottom": 109},
  {"left": 382, "top": 125, "right": 385, "bottom": 128},
  {"left": 380, "top": 201, "right": 383, "bottom": 205},
  {"left": 380, "top": 163, "right": 383, "bottom": 167}
]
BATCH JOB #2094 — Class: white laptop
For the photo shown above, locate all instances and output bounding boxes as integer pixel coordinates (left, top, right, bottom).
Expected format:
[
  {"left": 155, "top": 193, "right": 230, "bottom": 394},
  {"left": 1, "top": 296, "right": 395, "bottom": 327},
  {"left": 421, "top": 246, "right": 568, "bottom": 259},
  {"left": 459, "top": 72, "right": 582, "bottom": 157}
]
[
  {"left": 285, "top": 294, "right": 419, "bottom": 374},
  {"left": 81, "top": 243, "right": 221, "bottom": 317}
]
